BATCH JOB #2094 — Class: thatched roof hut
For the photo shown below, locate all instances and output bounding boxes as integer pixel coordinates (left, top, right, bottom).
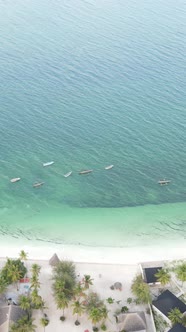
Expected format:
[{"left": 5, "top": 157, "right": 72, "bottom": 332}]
[
  {"left": 49, "top": 253, "right": 60, "bottom": 266},
  {"left": 117, "top": 312, "right": 146, "bottom": 332}
]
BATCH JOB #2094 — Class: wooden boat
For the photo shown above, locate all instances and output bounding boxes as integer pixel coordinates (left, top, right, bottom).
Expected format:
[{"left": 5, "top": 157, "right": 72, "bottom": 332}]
[
  {"left": 10, "top": 178, "right": 21, "bottom": 183},
  {"left": 105, "top": 165, "right": 114, "bottom": 170},
  {"left": 43, "top": 161, "right": 54, "bottom": 167},
  {"left": 33, "top": 182, "right": 44, "bottom": 188},
  {"left": 64, "top": 171, "right": 72, "bottom": 178},
  {"left": 79, "top": 170, "right": 93, "bottom": 175},
  {"left": 158, "top": 179, "right": 171, "bottom": 185}
]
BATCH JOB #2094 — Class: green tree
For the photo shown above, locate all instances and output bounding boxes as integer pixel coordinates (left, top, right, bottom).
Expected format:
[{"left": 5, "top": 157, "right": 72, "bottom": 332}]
[
  {"left": 40, "top": 317, "right": 49, "bottom": 332},
  {"left": 155, "top": 269, "right": 171, "bottom": 286},
  {"left": 31, "top": 288, "right": 45, "bottom": 310},
  {"left": 106, "top": 297, "right": 115, "bottom": 304},
  {"left": 74, "top": 282, "right": 86, "bottom": 299},
  {"left": 83, "top": 275, "right": 93, "bottom": 289},
  {"left": 0, "top": 276, "right": 8, "bottom": 295},
  {"left": 176, "top": 263, "right": 186, "bottom": 286},
  {"left": 127, "top": 297, "right": 132, "bottom": 305},
  {"left": 10, "top": 316, "right": 36, "bottom": 332},
  {"left": 85, "top": 292, "right": 104, "bottom": 313},
  {"left": 89, "top": 307, "right": 103, "bottom": 327},
  {"left": 100, "top": 306, "right": 108, "bottom": 322},
  {"left": 19, "top": 295, "right": 32, "bottom": 319},
  {"left": 31, "top": 264, "right": 41, "bottom": 277},
  {"left": 182, "top": 314, "right": 186, "bottom": 327},
  {"left": 30, "top": 274, "right": 40, "bottom": 289},
  {"left": 19, "top": 250, "right": 28, "bottom": 262},
  {"left": 56, "top": 292, "right": 69, "bottom": 318},
  {"left": 72, "top": 300, "right": 85, "bottom": 323},
  {"left": 131, "top": 275, "right": 151, "bottom": 304},
  {"left": 168, "top": 308, "right": 182, "bottom": 325},
  {"left": 1, "top": 258, "right": 27, "bottom": 285}
]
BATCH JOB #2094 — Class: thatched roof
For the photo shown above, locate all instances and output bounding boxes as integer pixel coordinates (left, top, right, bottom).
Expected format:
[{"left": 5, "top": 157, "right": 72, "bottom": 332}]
[
  {"left": 49, "top": 253, "right": 60, "bottom": 266},
  {"left": 114, "top": 282, "right": 122, "bottom": 290},
  {"left": 117, "top": 312, "right": 146, "bottom": 332}
]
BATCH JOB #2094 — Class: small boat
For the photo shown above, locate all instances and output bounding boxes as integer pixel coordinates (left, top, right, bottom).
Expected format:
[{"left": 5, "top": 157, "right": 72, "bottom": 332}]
[
  {"left": 158, "top": 179, "right": 171, "bottom": 185},
  {"left": 33, "top": 182, "right": 44, "bottom": 188},
  {"left": 79, "top": 170, "right": 93, "bottom": 175},
  {"left": 105, "top": 165, "right": 114, "bottom": 170},
  {"left": 64, "top": 171, "right": 72, "bottom": 178},
  {"left": 43, "top": 161, "right": 54, "bottom": 167},
  {"left": 10, "top": 178, "right": 21, "bottom": 183}
]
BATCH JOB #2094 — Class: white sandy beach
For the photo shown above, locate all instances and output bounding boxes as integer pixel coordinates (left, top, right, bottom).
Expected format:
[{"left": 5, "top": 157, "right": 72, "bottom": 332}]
[{"left": 0, "top": 241, "right": 185, "bottom": 332}]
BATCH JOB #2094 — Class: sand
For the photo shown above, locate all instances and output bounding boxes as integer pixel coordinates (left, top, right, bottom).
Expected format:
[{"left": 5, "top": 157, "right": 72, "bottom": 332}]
[{"left": 0, "top": 242, "right": 185, "bottom": 331}]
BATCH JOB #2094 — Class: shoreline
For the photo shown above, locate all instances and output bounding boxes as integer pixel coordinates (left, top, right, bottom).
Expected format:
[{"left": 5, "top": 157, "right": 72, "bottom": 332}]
[{"left": 0, "top": 241, "right": 185, "bottom": 265}]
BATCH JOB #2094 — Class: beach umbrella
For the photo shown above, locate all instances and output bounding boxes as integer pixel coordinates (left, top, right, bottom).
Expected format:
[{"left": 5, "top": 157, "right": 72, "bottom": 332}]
[
  {"left": 114, "top": 282, "right": 122, "bottom": 290},
  {"left": 49, "top": 253, "right": 60, "bottom": 266}
]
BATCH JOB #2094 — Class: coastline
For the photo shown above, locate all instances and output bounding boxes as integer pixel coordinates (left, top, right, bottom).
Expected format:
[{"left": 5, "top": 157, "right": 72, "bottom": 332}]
[{"left": 0, "top": 240, "right": 185, "bottom": 265}]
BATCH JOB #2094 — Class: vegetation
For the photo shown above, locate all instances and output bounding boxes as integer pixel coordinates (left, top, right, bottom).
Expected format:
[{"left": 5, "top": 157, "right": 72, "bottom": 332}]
[
  {"left": 19, "top": 295, "right": 32, "bottom": 319},
  {"left": 152, "top": 309, "right": 169, "bottom": 332},
  {"left": 126, "top": 297, "right": 132, "bottom": 304},
  {"left": 52, "top": 260, "right": 76, "bottom": 320},
  {"left": 131, "top": 275, "right": 151, "bottom": 304},
  {"left": 0, "top": 258, "right": 27, "bottom": 288},
  {"left": 40, "top": 317, "right": 49, "bottom": 331},
  {"left": 106, "top": 297, "right": 115, "bottom": 304},
  {"left": 155, "top": 268, "right": 171, "bottom": 286},
  {"left": 175, "top": 262, "right": 186, "bottom": 286},
  {"left": 10, "top": 316, "right": 36, "bottom": 332},
  {"left": 72, "top": 300, "right": 85, "bottom": 324},
  {"left": 168, "top": 307, "right": 182, "bottom": 325},
  {"left": 121, "top": 306, "right": 128, "bottom": 313},
  {"left": 82, "top": 274, "right": 94, "bottom": 289}
]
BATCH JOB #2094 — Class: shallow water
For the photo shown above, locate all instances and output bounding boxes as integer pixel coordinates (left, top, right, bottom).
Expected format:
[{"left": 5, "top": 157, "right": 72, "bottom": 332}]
[{"left": 0, "top": 0, "right": 186, "bottom": 247}]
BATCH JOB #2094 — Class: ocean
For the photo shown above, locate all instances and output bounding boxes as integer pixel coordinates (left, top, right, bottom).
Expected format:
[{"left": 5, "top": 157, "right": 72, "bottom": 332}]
[{"left": 0, "top": 0, "right": 186, "bottom": 248}]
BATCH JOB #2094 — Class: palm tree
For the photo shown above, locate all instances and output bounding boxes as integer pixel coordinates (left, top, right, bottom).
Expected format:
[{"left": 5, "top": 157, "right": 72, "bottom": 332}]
[
  {"left": 74, "top": 282, "right": 86, "bottom": 299},
  {"left": 131, "top": 275, "right": 151, "bottom": 304},
  {"left": 31, "top": 264, "right": 41, "bottom": 277},
  {"left": 40, "top": 317, "right": 49, "bottom": 332},
  {"left": 100, "top": 306, "right": 109, "bottom": 322},
  {"left": 56, "top": 292, "right": 69, "bottom": 318},
  {"left": 19, "top": 295, "right": 32, "bottom": 319},
  {"left": 10, "top": 316, "right": 36, "bottom": 332},
  {"left": 19, "top": 250, "right": 28, "bottom": 280},
  {"left": 182, "top": 314, "right": 186, "bottom": 327},
  {"left": 0, "top": 276, "right": 8, "bottom": 296},
  {"left": 83, "top": 275, "right": 93, "bottom": 289},
  {"left": 155, "top": 269, "right": 171, "bottom": 286},
  {"left": 176, "top": 263, "right": 186, "bottom": 286},
  {"left": 7, "top": 264, "right": 22, "bottom": 290},
  {"left": 72, "top": 300, "right": 85, "bottom": 324},
  {"left": 30, "top": 274, "right": 40, "bottom": 289},
  {"left": 88, "top": 307, "right": 103, "bottom": 327},
  {"left": 19, "top": 250, "right": 28, "bottom": 262},
  {"left": 168, "top": 307, "right": 182, "bottom": 325}
]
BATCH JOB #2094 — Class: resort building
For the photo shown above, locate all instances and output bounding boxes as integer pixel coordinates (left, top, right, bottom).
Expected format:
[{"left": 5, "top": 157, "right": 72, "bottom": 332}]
[
  {"left": 143, "top": 267, "right": 162, "bottom": 285},
  {"left": 152, "top": 289, "right": 186, "bottom": 326},
  {"left": 168, "top": 324, "right": 186, "bottom": 332}
]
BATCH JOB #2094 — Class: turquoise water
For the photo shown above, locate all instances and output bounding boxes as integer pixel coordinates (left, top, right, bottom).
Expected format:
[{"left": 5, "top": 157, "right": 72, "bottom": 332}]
[{"left": 0, "top": 0, "right": 186, "bottom": 247}]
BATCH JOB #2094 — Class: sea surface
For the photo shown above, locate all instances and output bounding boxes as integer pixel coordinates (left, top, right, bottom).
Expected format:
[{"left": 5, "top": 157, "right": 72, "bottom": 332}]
[{"left": 0, "top": 0, "right": 186, "bottom": 248}]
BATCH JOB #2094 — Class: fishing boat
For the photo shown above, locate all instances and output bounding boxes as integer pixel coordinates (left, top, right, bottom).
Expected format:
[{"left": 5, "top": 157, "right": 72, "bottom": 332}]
[
  {"left": 64, "top": 171, "right": 72, "bottom": 178},
  {"left": 158, "top": 179, "right": 171, "bottom": 185},
  {"left": 43, "top": 161, "right": 54, "bottom": 167},
  {"left": 33, "top": 182, "right": 44, "bottom": 188},
  {"left": 10, "top": 178, "right": 21, "bottom": 183},
  {"left": 79, "top": 170, "right": 93, "bottom": 175},
  {"left": 105, "top": 165, "right": 114, "bottom": 170}
]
